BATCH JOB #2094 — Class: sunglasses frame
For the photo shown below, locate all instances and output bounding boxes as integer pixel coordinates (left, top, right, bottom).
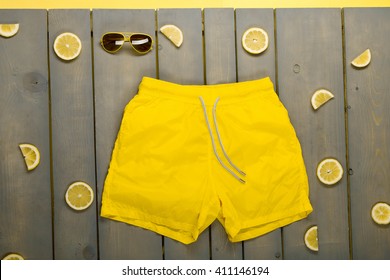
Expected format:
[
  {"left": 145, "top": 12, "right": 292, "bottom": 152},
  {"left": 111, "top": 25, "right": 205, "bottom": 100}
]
[{"left": 100, "top": 32, "right": 153, "bottom": 54}]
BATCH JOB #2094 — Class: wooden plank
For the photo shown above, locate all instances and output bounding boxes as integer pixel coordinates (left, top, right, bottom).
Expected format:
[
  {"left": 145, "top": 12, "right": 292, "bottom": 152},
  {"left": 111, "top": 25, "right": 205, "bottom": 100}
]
[
  {"left": 344, "top": 8, "right": 390, "bottom": 259},
  {"left": 157, "top": 8, "right": 209, "bottom": 259},
  {"left": 0, "top": 9, "right": 52, "bottom": 259},
  {"left": 236, "top": 8, "right": 276, "bottom": 83},
  {"left": 276, "top": 8, "right": 349, "bottom": 259},
  {"left": 204, "top": 8, "right": 242, "bottom": 260},
  {"left": 157, "top": 9, "right": 204, "bottom": 85},
  {"left": 204, "top": 8, "right": 236, "bottom": 85},
  {"left": 93, "top": 9, "right": 161, "bottom": 259},
  {"left": 48, "top": 9, "right": 97, "bottom": 259},
  {"left": 235, "top": 8, "right": 282, "bottom": 260}
]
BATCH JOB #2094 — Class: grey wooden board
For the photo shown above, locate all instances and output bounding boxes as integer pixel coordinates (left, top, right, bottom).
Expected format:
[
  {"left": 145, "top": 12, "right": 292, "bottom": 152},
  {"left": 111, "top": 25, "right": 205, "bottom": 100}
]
[
  {"left": 344, "top": 8, "right": 390, "bottom": 260},
  {"left": 204, "top": 8, "right": 243, "bottom": 260},
  {"left": 48, "top": 9, "right": 97, "bottom": 260},
  {"left": 235, "top": 8, "right": 282, "bottom": 260},
  {"left": 204, "top": 8, "right": 236, "bottom": 85},
  {"left": 276, "top": 9, "right": 349, "bottom": 259},
  {"left": 93, "top": 9, "right": 161, "bottom": 259},
  {"left": 157, "top": 9, "right": 204, "bottom": 85},
  {"left": 236, "top": 9, "right": 276, "bottom": 84},
  {"left": 157, "top": 9, "right": 209, "bottom": 259},
  {"left": 0, "top": 7, "right": 389, "bottom": 261},
  {"left": 0, "top": 10, "right": 52, "bottom": 259}
]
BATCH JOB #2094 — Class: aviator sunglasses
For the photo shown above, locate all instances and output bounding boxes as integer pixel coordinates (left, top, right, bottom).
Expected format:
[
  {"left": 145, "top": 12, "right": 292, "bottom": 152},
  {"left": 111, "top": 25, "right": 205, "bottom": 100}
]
[{"left": 100, "top": 32, "right": 153, "bottom": 54}]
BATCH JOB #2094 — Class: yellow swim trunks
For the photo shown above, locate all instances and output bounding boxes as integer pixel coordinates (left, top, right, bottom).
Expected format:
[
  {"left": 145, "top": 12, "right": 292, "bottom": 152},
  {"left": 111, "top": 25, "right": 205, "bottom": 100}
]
[{"left": 101, "top": 77, "right": 313, "bottom": 244}]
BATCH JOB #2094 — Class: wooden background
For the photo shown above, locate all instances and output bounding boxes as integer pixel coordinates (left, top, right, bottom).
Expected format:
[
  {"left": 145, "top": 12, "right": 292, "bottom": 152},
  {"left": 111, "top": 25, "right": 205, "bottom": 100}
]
[{"left": 0, "top": 8, "right": 389, "bottom": 260}]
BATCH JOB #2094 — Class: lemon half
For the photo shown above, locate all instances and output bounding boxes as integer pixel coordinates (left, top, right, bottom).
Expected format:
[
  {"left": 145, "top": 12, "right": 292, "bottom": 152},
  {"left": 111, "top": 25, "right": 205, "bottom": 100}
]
[
  {"left": 371, "top": 202, "right": 390, "bottom": 225},
  {"left": 19, "top": 143, "right": 40, "bottom": 171},
  {"left": 242, "top": 27, "right": 268, "bottom": 55},
  {"left": 304, "top": 225, "right": 319, "bottom": 252},
  {"left": 53, "top": 32, "right": 82, "bottom": 61},
  {"left": 311, "top": 89, "right": 334, "bottom": 110},
  {"left": 317, "top": 158, "right": 344, "bottom": 186},
  {"left": 351, "top": 49, "right": 371, "bottom": 68},
  {"left": 160, "top": 24, "right": 183, "bottom": 48},
  {"left": 0, "top": 24, "right": 19, "bottom": 38},
  {"left": 65, "top": 181, "right": 94, "bottom": 211}
]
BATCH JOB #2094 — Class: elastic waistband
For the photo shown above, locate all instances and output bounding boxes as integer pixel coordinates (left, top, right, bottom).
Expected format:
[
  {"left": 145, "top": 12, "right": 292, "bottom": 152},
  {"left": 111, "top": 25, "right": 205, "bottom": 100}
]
[{"left": 138, "top": 76, "right": 275, "bottom": 105}]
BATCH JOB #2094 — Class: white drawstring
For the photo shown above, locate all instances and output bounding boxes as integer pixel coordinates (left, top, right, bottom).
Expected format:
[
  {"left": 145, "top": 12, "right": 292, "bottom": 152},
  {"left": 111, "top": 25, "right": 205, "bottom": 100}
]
[
  {"left": 199, "top": 96, "right": 246, "bottom": 184},
  {"left": 212, "top": 97, "right": 246, "bottom": 177}
]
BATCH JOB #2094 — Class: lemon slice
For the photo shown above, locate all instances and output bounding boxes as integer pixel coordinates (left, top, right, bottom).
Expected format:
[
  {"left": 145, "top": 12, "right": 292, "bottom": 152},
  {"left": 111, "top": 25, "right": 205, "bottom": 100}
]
[
  {"left": 65, "top": 181, "right": 94, "bottom": 211},
  {"left": 304, "top": 225, "right": 318, "bottom": 252},
  {"left": 351, "top": 49, "right": 371, "bottom": 68},
  {"left": 53, "top": 32, "right": 82, "bottom": 61},
  {"left": 0, "top": 24, "right": 19, "bottom": 38},
  {"left": 160, "top": 24, "right": 183, "bottom": 47},
  {"left": 19, "top": 143, "right": 40, "bottom": 171},
  {"left": 311, "top": 89, "right": 334, "bottom": 110},
  {"left": 2, "top": 253, "right": 24, "bottom": 260},
  {"left": 242, "top": 27, "right": 268, "bottom": 55},
  {"left": 316, "top": 158, "right": 343, "bottom": 186},
  {"left": 371, "top": 202, "right": 390, "bottom": 225}
]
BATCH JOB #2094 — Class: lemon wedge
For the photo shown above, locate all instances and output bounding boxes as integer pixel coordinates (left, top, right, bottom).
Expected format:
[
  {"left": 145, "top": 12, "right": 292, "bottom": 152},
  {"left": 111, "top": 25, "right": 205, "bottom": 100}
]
[
  {"left": 242, "top": 27, "right": 268, "bottom": 55},
  {"left": 0, "top": 24, "right": 19, "bottom": 38},
  {"left": 19, "top": 143, "right": 40, "bottom": 171},
  {"left": 311, "top": 89, "right": 334, "bottom": 110},
  {"left": 351, "top": 49, "right": 371, "bottom": 68},
  {"left": 160, "top": 24, "right": 183, "bottom": 47},
  {"left": 2, "top": 253, "right": 24, "bottom": 260}
]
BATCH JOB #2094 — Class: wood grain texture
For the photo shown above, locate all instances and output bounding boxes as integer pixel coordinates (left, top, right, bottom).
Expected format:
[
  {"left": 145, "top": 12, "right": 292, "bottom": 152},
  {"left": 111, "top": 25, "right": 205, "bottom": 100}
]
[
  {"left": 276, "top": 8, "right": 349, "bottom": 259},
  {"left": 204, "top": 8, "right": 236, "bottom": 85},
  {"left": 0, "top": 7, "right": 389, "bottom": 261},
  {"left": 48, "top": 9, "right": 97, "bottom": 260},
  {"left": 157, "top": 9, "right": 204, "bottom": 85},
  {"left": 0, "top": 9, "right": 52, "bottom": 259},
  {"left": 236, "top": 9, "right": 276, "bottom": 83},
  {"left": 204, "top": 8, "right": 242, "bottom": 260},
  {"left": 344, "top": 8, "right": 390, "bottom": 260},
  {"left": 235, "top": 8, "right": 282, "bottom": 260},
  {"left": 157, "top": 8, "right": 209, "bottom": 259},
  {"left": 93, "top": 9, "right": 161, "bottom": 259}
]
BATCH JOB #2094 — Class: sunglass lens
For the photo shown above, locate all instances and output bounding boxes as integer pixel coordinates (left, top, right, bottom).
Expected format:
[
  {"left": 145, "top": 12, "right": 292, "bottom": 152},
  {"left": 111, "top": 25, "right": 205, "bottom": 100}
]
[
  {"left": 102, "top": 33, "right": 125, "bottom": 52},
  {"left": 130, "top": 34, "right": 153, "bottom": 53}
]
